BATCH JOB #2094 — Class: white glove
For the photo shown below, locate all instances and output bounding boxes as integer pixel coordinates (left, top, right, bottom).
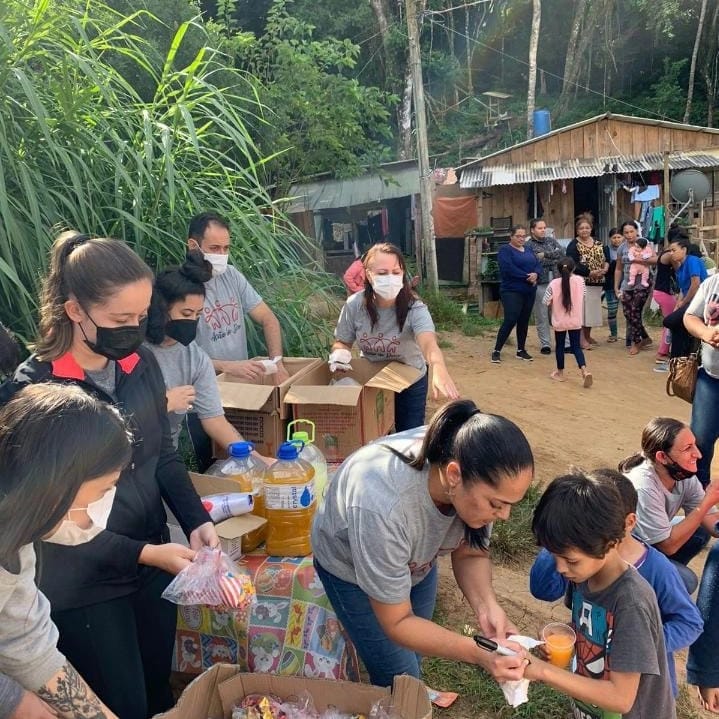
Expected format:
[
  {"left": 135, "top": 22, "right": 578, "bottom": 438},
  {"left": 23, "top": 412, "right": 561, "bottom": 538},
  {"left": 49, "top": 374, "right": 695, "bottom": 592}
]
[
  {"left": 260, "top": 356, "right": 283, "bottom": 375},
  {"left": 328, "top": 349, "right": 352, "bottom": 372}
]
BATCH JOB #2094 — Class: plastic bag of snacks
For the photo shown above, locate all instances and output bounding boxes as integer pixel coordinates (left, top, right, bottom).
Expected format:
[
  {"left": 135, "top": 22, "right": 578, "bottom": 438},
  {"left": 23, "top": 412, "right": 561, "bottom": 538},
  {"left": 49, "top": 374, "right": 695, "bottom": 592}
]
[
  {"left": 231, "top": 694, "right": 396, "bottom": 719},
  {"left": 161, "top": 547, "right": 255, "bottom": 610}
]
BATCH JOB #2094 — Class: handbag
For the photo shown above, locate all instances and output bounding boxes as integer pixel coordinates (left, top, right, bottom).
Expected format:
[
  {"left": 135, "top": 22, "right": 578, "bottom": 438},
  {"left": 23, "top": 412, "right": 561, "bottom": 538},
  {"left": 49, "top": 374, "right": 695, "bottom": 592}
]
[{"left": 666, "top": 353, "right": 699, "bottom": 404}]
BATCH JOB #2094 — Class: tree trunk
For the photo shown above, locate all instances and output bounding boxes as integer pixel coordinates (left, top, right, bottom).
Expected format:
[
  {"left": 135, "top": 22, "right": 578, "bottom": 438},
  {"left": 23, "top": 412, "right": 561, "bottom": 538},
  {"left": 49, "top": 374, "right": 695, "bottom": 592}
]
[
  {"left": 700, "top": 0, "right": 719, "bottom": 126},
  {"left": 398, "top": 65, "right": 414, "bottom": 160},
  {"left": 526, "top": 0, "right": 541, "bottom": 139},
  {"left": 556, "top": 0, "right": 589, "bottom": 116},
  {"left": 369, "top": 0, "right": 396, "bottom": 84},
  {"left": 465, "top": 4, "right": 473, "bottom": 94},
  {"left": 685, "top": 0, "right": 709, "bottom": 124}
]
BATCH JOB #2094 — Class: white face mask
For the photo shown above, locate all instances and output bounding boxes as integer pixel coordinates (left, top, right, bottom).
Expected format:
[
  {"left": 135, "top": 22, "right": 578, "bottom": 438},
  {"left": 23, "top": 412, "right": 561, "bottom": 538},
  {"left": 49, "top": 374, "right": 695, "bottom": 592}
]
[
  {"left": 44, "top": 487, "right": 116, "bottom": 547},
  {"left": 371, "top": 273, "right": 404, "bottom": 300},
  {"left": 204, "top": 252, "right": 229, "bottom": 277}
]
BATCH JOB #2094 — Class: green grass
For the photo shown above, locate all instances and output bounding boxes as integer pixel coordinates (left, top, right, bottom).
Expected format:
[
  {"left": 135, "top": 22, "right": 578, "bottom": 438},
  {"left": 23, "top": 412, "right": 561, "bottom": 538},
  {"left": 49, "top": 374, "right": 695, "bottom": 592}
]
[
  {"left": 422, "top": 291, "right": 502, "bottom": 337},
  {"left": 489, "top": 482, "right": 543, "bottom": 565}
]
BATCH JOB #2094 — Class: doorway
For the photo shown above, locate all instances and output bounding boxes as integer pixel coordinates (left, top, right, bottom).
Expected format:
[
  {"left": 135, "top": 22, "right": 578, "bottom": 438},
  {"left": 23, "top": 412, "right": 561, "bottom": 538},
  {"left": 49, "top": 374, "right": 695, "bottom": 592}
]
[{"left": 573, "top": 177, "right": 600, "bottom": 236}]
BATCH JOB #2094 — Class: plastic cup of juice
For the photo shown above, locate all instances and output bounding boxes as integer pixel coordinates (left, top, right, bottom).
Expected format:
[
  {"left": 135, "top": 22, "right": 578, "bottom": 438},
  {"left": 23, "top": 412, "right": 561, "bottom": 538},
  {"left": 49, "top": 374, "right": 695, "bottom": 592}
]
[{"left": 542, "top": 622, "right": 576, "bottom": 668}]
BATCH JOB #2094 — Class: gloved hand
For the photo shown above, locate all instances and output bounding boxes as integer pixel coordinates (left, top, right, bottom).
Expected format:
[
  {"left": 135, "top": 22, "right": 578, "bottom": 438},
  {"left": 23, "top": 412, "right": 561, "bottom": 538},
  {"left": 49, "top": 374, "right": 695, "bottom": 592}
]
[{"left": 328, "top": 348, "right": 352, "bottom": 372}]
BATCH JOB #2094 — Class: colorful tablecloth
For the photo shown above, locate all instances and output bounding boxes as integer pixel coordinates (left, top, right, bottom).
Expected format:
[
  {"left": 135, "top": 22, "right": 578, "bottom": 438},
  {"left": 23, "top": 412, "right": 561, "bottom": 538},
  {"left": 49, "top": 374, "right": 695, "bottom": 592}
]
[{"left": 173, "top": 554, "right": 360, "bottom": 681}]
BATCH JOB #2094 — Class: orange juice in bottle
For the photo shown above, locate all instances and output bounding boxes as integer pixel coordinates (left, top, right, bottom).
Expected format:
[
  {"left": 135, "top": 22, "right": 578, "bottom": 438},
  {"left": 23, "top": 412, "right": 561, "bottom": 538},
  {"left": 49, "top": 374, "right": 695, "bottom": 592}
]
[
  {"left": 263, "top": 441, "right": 315, "bottom": 556},
  {"left": 219, "top": 441, "right": 267, "bottom": 552}
]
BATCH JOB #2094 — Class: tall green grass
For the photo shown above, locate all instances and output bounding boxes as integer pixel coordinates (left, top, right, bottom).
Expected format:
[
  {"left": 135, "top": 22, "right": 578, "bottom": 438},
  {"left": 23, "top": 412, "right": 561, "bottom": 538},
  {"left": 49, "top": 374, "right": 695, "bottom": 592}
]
[{"left": 0, "top": 0, "right": 333, "bottom": 354}]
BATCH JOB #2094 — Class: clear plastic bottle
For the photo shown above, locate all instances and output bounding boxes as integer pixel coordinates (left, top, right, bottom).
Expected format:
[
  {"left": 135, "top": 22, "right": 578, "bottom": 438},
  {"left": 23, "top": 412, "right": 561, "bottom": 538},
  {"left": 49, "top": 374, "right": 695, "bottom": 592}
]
[
  {"left": 263, "top": 441, "right": 315, "bottom": 556},
  {"left": 217, "top": 441, "right": 267, "bottom": 551},
  {"left": 288, "top": 420, "right": 328, "bottom": 505}
]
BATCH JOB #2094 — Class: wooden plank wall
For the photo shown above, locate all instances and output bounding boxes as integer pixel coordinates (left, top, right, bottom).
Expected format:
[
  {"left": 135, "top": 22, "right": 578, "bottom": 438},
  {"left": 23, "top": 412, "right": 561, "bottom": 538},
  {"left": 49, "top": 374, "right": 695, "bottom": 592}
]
[{"left": 481, "top": 117, "right": 719, "bottom": 166}]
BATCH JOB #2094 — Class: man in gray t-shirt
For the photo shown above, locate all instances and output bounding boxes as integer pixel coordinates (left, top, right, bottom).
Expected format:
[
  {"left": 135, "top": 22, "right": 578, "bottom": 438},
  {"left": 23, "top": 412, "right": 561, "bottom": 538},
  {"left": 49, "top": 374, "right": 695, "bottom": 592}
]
[{"left": 188, "top": 212, "right": 289, "bottom": 383}]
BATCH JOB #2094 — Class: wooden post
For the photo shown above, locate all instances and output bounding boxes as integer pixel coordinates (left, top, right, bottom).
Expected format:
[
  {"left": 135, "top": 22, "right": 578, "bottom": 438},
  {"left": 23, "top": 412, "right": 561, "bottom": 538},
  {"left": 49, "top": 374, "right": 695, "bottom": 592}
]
[{"left": 663, "top": 150, "right": 671, "bottom": 246}]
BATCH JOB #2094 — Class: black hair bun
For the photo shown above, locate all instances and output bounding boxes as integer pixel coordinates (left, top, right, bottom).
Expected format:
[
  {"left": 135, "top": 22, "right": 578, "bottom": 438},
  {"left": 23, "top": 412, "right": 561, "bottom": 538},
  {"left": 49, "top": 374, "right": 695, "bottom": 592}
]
[{"left": 181, "top": 249, "right": 213, "bottom": 284}]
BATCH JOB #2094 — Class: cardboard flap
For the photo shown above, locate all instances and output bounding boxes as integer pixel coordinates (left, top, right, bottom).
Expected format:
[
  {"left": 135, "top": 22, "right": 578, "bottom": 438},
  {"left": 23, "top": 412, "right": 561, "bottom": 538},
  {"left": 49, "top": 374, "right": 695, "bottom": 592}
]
[
  {"left": 188, "top": 472, "right": 243, "bottom": 497},
  {"left": 392, "top": 675, "right": 432, "bottom": 719},
  {"left": 218, "top": 382, "right": 275, "bottom": 410},
  {"left": 285, "top": 384, "right": 363, "bottom": 407},
  {"left": 365, "top": 362, "right": 422, "bottom": 392},
  {"left": 215, "top": 513, "right": 266, "bottom": 540}
]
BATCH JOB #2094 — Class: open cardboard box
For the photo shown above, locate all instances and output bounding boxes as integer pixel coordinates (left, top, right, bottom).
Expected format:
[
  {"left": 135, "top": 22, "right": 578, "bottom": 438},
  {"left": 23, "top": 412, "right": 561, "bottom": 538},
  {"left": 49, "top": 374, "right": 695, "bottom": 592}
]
[
  {"left": 156, "top": 665, "right": 432, "bottom": 719},
  {"left": 167, "top": 472, "right": 266, "bottom": 561},
  {"left": 284, "top": 358, "right": 421, "bottom": 463},
  {"left": 215, "top": 357, "right": 323, "bottom": 458}
]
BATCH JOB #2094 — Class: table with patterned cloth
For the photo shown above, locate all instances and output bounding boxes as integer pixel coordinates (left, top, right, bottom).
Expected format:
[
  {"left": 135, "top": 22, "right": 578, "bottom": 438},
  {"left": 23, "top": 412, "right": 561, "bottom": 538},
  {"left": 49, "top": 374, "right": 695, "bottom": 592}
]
[{"left": 173, "top": 553, "right": 360, "bottom": 681}]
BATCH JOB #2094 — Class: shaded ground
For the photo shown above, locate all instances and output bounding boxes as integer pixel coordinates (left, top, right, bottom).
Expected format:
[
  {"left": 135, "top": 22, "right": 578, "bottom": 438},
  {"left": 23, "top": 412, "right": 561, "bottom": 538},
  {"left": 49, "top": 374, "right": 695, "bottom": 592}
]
[{"left": 426, "top": 325, "right": 710, "bottom": 718}]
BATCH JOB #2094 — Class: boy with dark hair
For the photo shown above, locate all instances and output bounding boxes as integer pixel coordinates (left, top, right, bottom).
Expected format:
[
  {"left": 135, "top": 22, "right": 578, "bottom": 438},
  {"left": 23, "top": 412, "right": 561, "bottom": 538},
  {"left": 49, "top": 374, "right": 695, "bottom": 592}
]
[
  {"left": 526, "top": 470, "right": 675, "bottom": 719},
  {"left": 529, "top": 469, "right": 702, "bottom": 697}
]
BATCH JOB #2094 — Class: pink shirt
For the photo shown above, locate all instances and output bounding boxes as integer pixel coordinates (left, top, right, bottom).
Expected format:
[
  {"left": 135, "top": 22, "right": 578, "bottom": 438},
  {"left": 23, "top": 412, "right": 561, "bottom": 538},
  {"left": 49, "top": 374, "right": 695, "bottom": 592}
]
[{"left": 544, "top": 275, "right": 585, "bottom": 331}]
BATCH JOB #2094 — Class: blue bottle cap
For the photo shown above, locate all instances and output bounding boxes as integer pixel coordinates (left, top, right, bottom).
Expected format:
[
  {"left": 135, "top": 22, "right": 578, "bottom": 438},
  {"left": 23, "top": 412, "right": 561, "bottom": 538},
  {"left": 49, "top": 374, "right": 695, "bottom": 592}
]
[
  {"left": 229, "top": 441, "right": 254, "bottom": 458},
  {"left": 277, "top": 441, "right": 300, "bottom": 460}
]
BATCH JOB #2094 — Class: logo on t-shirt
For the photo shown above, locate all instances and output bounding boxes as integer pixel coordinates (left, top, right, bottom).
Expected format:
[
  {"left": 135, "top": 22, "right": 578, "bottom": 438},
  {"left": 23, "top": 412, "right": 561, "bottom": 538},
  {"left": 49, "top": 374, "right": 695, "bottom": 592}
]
[
  {"left": 203, "top": 298, "right": 243, "bottom": 343},
  {"left": 358, "top": 332, "right": 400, "bottom": 359}
]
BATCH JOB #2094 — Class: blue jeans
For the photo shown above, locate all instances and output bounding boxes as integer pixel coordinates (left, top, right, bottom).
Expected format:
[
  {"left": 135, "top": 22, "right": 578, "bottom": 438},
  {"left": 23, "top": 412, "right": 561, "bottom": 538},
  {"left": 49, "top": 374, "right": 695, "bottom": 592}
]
[
  {"left": 667, "top": 525, "right": 710, "bottom": 594},
  {"left": 691, "top": 368, "right": 719, "bottom": 488},
  {"left": 314, "top": 560, "right": 438, "bottom": 687},
  {"left": 688, "top": 542, "right": 719, "bottom": 687},
  {"left": 394, "top": 370, "right": 429, "bottom": 432}
]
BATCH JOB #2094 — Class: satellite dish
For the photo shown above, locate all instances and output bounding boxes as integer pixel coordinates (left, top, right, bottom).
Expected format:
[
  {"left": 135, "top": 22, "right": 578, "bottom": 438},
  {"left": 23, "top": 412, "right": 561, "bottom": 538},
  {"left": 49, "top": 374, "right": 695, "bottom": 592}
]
[
  {"left": 670, "top": 170, "right": 711, "bottom": 204},
  {"left": 670, "top": 170, "right": 711, "bottom": 222}
]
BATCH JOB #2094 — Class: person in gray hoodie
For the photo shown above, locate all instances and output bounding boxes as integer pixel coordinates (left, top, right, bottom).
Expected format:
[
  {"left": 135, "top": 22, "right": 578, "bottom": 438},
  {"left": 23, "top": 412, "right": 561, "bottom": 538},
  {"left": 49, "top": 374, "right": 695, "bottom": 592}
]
[
  {"left": 525, "top": 218, "right": 564, "bottom": 354},
  {"left": 0, "top": 383, "right": 130, "bottom": 719}
]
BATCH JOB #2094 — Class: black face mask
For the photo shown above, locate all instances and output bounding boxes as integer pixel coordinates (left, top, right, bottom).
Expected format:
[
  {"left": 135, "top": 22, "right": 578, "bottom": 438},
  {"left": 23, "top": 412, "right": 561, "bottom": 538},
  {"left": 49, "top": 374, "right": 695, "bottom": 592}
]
[
  {"left": 166, "top": 318, "right": 198, "bottom": 346},
  {"left": 81, "top": 315, "right": 148, "bottom": 361},
  {"left": 662, "top": 457, "right": 696, "bottom": 482}
]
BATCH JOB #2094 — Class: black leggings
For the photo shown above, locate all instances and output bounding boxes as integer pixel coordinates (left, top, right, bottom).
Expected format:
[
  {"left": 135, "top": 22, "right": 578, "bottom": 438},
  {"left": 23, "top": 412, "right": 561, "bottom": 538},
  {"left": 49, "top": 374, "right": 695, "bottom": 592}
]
[
  {"left": 663, "top": 305, "right": 692, "bottom": 359},
  {"left": 494, "top": 290, "right": 536, "bottom": 352},
  {"left": 52, "top": 567, "right": 176, "bottom": 719}
]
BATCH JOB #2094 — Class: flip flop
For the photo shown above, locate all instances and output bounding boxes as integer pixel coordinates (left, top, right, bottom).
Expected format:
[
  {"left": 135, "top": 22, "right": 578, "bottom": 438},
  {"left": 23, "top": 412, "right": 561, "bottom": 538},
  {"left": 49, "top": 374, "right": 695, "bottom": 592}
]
[
  {"left": 550, "top": 371, "right": 566, "bottom": 382},
  {"left": 606, "top": 336, "right": 618, "bottom": 343},
  {"left": 583, "top": 372, "right": 593, "bottom": 388}
]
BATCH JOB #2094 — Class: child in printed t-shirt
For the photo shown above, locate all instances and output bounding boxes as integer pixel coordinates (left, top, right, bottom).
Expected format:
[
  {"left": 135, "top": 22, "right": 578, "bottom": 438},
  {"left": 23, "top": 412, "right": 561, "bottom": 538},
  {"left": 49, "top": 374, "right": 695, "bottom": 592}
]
[
  {"left": 529, "top": 469, "right": 702, "bottom": 697},
  {"left": 525, "top": 470, "right": 675, "bottom": 719},
  {"left": 627, "top": 238, "right": 652, "bottom": 288}
]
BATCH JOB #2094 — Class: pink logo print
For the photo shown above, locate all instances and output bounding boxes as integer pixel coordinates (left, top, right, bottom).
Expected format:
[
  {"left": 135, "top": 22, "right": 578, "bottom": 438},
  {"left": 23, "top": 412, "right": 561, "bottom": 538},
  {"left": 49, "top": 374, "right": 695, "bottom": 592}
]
[{"left": 204, "top": 298, "right": 240, "bottom": 329}]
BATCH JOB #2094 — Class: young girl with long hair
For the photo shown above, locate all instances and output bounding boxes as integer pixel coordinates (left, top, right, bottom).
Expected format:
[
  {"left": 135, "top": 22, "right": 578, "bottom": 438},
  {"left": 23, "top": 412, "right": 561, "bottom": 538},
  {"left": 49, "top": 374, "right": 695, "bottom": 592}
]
[
  {"left": 1, "top": 231, "right": 218, "bottom": 719},
  {"left": 0, "top": 383, "right": 131, "bottom": 719},
  {"left": 543, "top": 257, "right": 593, "bottom": 387},
  {"left": 331, "top": 242, "right": 458, "bottom": 430}
]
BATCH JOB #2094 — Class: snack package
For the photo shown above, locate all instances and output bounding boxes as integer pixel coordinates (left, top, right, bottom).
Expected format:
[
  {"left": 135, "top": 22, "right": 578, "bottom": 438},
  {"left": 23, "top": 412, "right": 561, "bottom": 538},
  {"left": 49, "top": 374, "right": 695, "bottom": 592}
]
[{"left": 161, "top": 547, "right": 255, "bottom": 610}]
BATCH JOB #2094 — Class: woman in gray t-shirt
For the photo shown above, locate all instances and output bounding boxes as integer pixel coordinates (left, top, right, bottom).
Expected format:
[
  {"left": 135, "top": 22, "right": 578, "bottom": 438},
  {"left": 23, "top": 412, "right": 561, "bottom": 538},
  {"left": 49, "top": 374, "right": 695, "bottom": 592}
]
[
  {"left": 312, "top": 399, "right": 535, "bottom": 688},
  {"left": 146, "top": 253, "right": 261, "bottom": 458},
  {"left": 331, "top": 243, "right": 459, "bottom": 431}
]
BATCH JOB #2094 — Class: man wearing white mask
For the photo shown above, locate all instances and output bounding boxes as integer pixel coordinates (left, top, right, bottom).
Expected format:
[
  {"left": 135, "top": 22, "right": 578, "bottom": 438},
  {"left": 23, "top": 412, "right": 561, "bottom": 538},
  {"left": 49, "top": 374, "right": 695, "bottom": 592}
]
[
  {"left": 330, "top": 242, "right": 459, "bottom": 431},
  {"left": 187, "top": 212, "right": 289, "bottom": 383}
]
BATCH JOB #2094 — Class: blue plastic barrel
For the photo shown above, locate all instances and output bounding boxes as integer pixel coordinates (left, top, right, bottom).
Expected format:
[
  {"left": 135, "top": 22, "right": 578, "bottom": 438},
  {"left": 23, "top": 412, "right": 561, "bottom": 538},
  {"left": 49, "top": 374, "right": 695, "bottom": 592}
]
[{"left": 533, "top": 109, "right": 551, "bottom": 137}]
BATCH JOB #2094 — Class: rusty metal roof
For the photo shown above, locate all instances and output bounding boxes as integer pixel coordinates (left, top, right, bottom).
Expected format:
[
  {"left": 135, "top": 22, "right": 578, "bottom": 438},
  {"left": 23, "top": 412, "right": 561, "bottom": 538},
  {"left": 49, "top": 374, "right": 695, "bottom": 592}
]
[{"left": 459, "top": 150, "right": 719, "bottom": 188}]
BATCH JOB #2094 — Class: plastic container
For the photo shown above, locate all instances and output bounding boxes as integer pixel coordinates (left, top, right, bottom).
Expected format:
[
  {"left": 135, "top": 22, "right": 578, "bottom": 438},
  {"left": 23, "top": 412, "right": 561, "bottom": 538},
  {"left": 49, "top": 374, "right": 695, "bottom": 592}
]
[
  {"left": 263, "top": 441, "right": 315, "bottom": 556},
  {"left": 201, "top": 493, "right": 253, "bottom": 523},
  {"left": 216, "top": 441, "right": 267, "bottom": 551},
  {"left": 533, "top": 108, "right": 551, "bottom": 136},
  {"left": 288, "top": 420, "right": 328, "bottom": 504}
]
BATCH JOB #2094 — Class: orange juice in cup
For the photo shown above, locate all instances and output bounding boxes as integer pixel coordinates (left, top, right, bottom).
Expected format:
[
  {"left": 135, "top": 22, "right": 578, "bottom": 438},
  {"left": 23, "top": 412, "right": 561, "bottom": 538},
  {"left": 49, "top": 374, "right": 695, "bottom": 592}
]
[{"left": 542, "top": 622, "right": 576, "bottom": 668}]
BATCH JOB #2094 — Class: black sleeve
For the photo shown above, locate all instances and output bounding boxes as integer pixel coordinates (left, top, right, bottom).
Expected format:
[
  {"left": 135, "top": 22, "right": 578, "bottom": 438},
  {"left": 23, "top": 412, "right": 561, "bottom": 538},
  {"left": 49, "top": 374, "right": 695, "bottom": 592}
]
[
  {"left": 566, "top": 240, "right": 590, "bottom": 277},
  {"left": 144, "top": 352, "right": 211, "bottom": 536}
]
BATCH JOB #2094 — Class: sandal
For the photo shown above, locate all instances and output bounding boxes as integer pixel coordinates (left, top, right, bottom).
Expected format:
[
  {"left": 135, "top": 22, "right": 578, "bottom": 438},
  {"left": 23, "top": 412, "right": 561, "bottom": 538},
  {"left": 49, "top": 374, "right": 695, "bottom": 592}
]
[
  {"left": 628, "top": 345, "right": 639, "bottom": 356},
  {"left": 550, "top": 371, "right": 566, "bottom": 382},
  {"left": 583, "top": 372, "right": 593, "bottom": 388},
  {"left": 606, "top": 336, "right": 618, "bottom": 343}
]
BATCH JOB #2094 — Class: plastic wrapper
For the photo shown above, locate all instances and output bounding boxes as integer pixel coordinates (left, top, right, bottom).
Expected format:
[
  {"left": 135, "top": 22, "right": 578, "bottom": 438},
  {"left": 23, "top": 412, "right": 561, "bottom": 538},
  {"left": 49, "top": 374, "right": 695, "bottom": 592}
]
[
  {"left": 368, "top": 698, "right": 400, "bottom": 719},
  {"left": 161, "top": 547, "right": 255, "bottom": 610}
]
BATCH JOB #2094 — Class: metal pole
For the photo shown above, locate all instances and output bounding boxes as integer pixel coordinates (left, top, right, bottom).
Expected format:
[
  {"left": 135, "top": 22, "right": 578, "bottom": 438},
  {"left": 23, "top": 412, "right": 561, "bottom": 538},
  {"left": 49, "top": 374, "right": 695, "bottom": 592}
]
[{"left": 405, "top": 0, "right": 438, "bottom": 290}]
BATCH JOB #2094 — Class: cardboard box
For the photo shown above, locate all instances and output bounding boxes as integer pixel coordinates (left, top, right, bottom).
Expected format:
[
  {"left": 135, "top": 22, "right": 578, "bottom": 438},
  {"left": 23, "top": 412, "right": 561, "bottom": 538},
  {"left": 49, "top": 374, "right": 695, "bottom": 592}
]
[
  {"left": 284, "top": 359, "right": 421, "bottom": 463},
  {"left": 215, "top": 358, "right": 323, "bottom": 458},
  {"left": 167, "top": 473, "right": 267, "bottom": 560},
  {"left": 156, "top": 664, "right": 432, "bottom": 719}
]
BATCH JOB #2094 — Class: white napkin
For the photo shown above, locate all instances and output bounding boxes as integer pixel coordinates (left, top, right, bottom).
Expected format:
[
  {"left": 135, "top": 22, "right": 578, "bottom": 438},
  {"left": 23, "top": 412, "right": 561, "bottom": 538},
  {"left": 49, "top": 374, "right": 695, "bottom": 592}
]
[
  {"left": 328, "top": 348, "right": 353, "bottom": 372},
  {"left": 260, "top": 356, "right": 283, "bottom": 375},
  {"left": 498, "top": 635, "right": 543, "bottom": 708}
]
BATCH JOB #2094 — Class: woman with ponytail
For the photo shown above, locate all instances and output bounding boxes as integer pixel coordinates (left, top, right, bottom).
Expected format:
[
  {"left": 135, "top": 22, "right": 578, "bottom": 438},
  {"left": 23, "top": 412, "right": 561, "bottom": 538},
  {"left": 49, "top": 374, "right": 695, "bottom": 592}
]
[
  {"left": 145, "top": 252, "right": 267, "bottom": 460},
  {"left": 543, "top": 257, "right": 593, "bottom": 387},
  {"left": 311, "top": 399, "right": 534, "bottom": 688},
  {"left": 1, "top": 231, "right": 218, "bottom": 719}
]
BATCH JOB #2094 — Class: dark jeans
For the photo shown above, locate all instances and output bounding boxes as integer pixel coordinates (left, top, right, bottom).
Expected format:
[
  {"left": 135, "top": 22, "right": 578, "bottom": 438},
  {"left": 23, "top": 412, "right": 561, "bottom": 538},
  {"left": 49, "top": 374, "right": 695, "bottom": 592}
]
[
  {"left": 187, "top": 411, "right": 213, "bottom": 472},
  {"left": 691, "top": 368, "right": 719, "bottom": 489},
  {"left": 663, "top": 305, "right": 691, "bottom": 359},
  {"left": 554, "top": 329, "right": 586, "bottom": 371},
  {"left": 667, "top": 526, "right": 711, "bottom": 594},
  {"left": 52, "top": 568, "right": 176, "bottom": 719},
  {"left": 314, "top": 560, "right": 438, "bottom": 687},
  {"left": 494, "top": 290, "right": 536, "bottom": 353},
  {"left": 688, "top": 541, "right": 719, "bottom": 687},
  {"left": 621, "top": 287, "right": 651, "bottom": 345},
  {"left": 394, "top": 370, "right": 429, "bottom": 432}
]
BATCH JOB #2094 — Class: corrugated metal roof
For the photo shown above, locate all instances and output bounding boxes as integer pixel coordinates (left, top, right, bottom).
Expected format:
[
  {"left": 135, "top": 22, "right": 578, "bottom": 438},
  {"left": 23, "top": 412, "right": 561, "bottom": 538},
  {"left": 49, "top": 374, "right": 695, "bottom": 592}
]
[{"left": 459, "top": 150, "right": 719, "bottom": 188}]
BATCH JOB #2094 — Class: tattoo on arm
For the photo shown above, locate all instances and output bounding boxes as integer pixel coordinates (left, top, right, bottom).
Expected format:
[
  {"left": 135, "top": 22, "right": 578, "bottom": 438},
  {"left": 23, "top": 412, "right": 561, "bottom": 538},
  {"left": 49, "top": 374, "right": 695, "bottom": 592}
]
[{"left": 36, "top": 663, "right": 109, "bottom": 718}]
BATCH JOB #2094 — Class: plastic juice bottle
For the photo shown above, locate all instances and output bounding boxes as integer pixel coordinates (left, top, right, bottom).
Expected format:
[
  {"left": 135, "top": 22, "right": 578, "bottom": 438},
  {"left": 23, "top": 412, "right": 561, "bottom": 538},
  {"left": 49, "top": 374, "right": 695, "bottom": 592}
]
[
  {"left": 263, "top": 441, "right": 315, "bottom": 556},
  {"left": 288, "top": 420, "right": 328, "bottom": 505},
  {"left": 218, "top": 441, "right": 267, "bottom": 551}
]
